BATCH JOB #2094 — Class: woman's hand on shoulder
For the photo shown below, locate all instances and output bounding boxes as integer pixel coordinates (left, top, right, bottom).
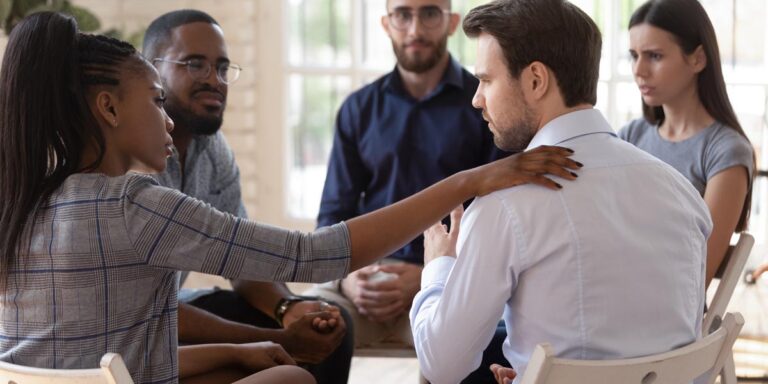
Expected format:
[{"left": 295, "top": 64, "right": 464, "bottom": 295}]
[{"left": 467, "top": 145, "right": 582, "bottom": 196}]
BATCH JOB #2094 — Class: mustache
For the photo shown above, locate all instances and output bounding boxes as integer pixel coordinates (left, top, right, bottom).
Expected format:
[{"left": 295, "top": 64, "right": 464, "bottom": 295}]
[
  {"left": 403, "top": 38, "right": 433, "bottom": 48},
  {"left": 192, "top": 84, "right": 225, "bottom": 98}
]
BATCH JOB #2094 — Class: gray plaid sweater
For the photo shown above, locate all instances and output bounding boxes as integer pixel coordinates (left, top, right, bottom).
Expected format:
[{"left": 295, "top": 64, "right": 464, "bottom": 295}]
[{"left": 0, "top": 173, "right": 350, "bottom": 383}]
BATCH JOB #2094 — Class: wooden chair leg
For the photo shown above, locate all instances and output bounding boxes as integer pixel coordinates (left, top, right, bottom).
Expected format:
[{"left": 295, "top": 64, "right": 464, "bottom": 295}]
[{"left": 719, "top": 352, "right": 736, "bottom": 384}]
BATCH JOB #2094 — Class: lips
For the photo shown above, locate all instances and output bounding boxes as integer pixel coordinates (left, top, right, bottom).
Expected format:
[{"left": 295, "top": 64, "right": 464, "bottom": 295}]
[
  {"left": 193, "top": 90, "right": 225, "bottom": 108},
  {"left": 404, "top": 39, "right": 432, "bottom": 50},
  {"left": 165, "top": 141, "right": 175, "bottom": 158},
  {"left": 638, "top": 85, "right": 655, "bottom": 95}
]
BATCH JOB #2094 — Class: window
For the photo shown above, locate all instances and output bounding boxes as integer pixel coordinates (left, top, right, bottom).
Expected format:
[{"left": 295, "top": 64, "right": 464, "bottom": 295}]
[
  {"left": 285, "top": 0, "right": 487, "bottom": 219},
  {"left": 285, "top": 1, "right": 768, "bottom": 252}
]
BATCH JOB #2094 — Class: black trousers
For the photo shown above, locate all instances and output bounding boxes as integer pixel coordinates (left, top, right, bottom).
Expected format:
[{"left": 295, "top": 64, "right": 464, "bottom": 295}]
[{"left": 187, "top": 290, "right": 354, "bottom": 384}]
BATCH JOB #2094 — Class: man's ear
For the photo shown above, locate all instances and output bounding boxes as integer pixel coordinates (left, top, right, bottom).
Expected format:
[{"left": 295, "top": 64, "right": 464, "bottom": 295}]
[
  {"left": 526, "top": 61, "right": 550, "bottom": 101},
  {"left": 447, "top": 12, "right": 460, "bottom": 35},
  {"left": 381, "top": 14, "right": 392, "bottom": 36},
  {"left": 94, "top": 90, "right": 119, "bottom": 127}
]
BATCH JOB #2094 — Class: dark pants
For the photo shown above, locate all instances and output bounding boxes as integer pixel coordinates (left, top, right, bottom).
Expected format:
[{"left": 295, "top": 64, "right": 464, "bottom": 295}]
[
  {"left": 187, "top": 290, "right": 354, "bottom": 384},
  {"left": 461, "top": 322, "right": 510, "bottom": 384}
]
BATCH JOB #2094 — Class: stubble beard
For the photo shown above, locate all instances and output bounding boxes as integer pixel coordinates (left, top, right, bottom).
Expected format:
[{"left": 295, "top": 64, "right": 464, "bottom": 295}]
[
  {"left": 494, "top": 102, "right": 538, "bottom": 153},
  {"left": 393, "top": 34, "right": 449, "bottom": 74},
  {"left": 164, "top": 92, "right": 224, "bottom": 136}
]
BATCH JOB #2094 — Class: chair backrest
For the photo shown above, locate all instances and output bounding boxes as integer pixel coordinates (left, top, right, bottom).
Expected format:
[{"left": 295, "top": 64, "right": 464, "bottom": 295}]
[
  {"left": 519, "top": 312, "right": 744, "bottom": 384},
  {"left": 0, "top": 353, "right": 133, "bottom": 384},
  {"left": 704, "top": 232, "right": 753, "bottom": 335}
]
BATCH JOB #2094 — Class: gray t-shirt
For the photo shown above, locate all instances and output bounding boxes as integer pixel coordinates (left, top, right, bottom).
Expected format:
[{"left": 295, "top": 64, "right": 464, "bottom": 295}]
[{"left": 619, "top": 118, "right": 753, "bottom": 196}]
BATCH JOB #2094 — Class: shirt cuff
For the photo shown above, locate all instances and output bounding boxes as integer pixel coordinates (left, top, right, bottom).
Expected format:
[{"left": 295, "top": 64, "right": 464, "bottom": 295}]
[{"left": 421, "top": 256, "right": 455, "bottom": 289}]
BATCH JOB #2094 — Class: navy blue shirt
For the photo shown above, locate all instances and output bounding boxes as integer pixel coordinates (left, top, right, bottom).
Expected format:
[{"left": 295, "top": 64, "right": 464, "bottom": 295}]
[{"left": 317, "top": 57, "right": 505, "bottom": 265}]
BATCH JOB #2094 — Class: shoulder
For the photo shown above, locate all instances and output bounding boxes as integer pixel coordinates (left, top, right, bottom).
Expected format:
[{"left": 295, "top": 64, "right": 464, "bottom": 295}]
[
  {"left": 201, "top": 131, "right": 238, "bottom": 168},
  {"left": 618, "top": 118, "right": 654, "bottom": 142},
  {"left": 702, "top": 122, "right": 754, "bottom": 174},
  {"left": 706, "top": 123, "right": 753, "bottom": 153},
  {"left": 344, "top": 74, "right": 390, "bottom": 106},
  {"left": 121, "top": 172, "right": 162, "bottom": 194}
]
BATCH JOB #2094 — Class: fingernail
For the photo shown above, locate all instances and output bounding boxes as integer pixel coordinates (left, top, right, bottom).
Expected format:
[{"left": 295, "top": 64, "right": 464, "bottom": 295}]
[
  {"left": 570, "top": 172, "right": 578, "bottom": 178},
  {"left": 556, "top": 183, "right": 563, "bottom": 189},
  {"left": 566, "top": 148, "right": 574, "bottom": 153},
  {"left": 575, "top": 161, "right": 584, "bottom": 167}
]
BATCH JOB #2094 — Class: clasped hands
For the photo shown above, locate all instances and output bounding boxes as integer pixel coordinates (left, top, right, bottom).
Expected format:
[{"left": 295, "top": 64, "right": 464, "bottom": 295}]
[
  {"left": 341, "top": 262, "right": 422, "bottom": 323},
  {"left": 279, "top": 299, "right": 346, "bottom": 364}
]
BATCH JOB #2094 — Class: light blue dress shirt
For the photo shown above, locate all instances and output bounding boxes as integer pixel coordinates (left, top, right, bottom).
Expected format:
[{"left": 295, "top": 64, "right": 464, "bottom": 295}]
[{"left": 410, "top": 109, "right": 712, "bottom": 383}]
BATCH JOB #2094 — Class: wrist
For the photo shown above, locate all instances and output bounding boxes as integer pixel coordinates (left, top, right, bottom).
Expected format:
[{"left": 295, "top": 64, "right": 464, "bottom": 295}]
[
  {"left": 338, "top": 278, "right": 349, "bottom": 298},
  {"left": 453, "top": 170, "right": 476, "bottom": 199},
  {"left": 273, "top": 295, "right": 302, "bottom": 327}
]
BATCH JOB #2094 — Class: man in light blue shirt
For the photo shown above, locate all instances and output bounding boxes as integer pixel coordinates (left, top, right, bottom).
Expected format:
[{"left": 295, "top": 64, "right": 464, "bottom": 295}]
[{"left": 409, "top": 1, "right": 712, "bottom": 383}]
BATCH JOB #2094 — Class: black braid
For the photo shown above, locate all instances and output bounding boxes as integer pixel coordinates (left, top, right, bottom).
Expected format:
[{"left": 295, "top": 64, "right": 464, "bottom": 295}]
[{"left": 77, "top": 33, "right": 137, "bottom": 87}]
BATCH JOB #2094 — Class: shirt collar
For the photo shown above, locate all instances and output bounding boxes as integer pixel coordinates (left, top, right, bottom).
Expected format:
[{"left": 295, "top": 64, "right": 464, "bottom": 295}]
[
  {"left": 526, "top": 108, "right": 616, "bottom": 150},
  {"left": 382, "top": 55, "right": 465, "bottom": 96}
]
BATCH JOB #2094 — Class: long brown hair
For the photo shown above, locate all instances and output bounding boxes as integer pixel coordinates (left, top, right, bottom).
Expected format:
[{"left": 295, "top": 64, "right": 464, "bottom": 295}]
[
  {"left": 0, "top": 12, "right": 140, "bottom": 288},
  {"left": 630, "top": 0, "right": 755, "bottom": 232}
]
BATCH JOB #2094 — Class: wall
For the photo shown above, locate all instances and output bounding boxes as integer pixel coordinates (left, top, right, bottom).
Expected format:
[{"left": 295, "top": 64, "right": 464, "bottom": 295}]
[{"left": 68, "top": 1, "right": 303, "bottom": 230}]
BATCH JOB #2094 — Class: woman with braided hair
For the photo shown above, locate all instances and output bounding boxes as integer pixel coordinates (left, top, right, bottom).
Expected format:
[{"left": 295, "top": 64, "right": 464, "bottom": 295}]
[{"left": 0, "top": 11, "right": 580, "bottom": 384}]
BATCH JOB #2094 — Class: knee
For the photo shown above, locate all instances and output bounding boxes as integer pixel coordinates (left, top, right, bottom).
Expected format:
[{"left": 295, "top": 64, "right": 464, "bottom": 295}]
[{"left": 273, "top": 365, "right": 316, "bottom": 383}]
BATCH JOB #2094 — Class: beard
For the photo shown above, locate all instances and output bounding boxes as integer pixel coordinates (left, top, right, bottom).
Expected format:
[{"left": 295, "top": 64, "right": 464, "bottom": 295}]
[
  {"left": 392, "top": 34, "right": 449, "bottom": 73},
  {"left": 164, "top": 88, "right": 224, "bottom": 136},
  {"left": 492, "top": 98, "right": 538, "bottom": 153}
]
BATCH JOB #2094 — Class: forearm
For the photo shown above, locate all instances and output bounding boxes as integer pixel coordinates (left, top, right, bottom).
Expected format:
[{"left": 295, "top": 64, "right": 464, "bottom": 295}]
[
  {"left": 178, "top": 343, "right": 239, "bottom": 379},
  {"left": 232, "top": 281, "right": 293, "bottom": 317},
  {"left": 178, "top": 303, "right": 283, "bottom": 344},
  {"left": 410, "top": 258, "right": 491, "bottom": 383},
  {"left": 347, "top": 171, "right": 473, "bottom": 270}
]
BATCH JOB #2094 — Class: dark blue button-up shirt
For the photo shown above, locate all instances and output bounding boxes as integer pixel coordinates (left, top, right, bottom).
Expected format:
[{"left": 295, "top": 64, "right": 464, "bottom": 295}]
[{"left": 318, "top": 57, "right": 506, "bottom": 264}]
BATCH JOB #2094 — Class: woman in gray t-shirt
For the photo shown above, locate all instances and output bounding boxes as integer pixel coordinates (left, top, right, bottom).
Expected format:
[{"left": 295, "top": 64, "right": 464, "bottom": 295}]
[{"left": 620, "top": 0, "right": 754, "bottom": 288}]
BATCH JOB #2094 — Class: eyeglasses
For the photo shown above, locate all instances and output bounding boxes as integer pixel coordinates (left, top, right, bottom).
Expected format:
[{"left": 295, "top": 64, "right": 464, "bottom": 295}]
[
  {"left": 388, "top": 6, "right": 450, "bottom": 30},
  {"left": 152, "top": 58, "right": 242, "bottom": 85}
]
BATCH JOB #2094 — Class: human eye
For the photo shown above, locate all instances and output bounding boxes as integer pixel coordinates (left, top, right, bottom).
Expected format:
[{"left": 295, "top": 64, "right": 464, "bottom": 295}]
[
  {"left": 629, "top": 50, "right": 638, "bottom": 61},
  {"left": 395, "top": 9, "right": 412, "bottom": 22},
  {"left": 649, "top": 52, "right": 663, "bottom": 61},
  {"left": 187, "top": 59, "right": 207, "bottom": 72},
  {"left": 421, "top": 6, "right": 442, "bottom": 19}
]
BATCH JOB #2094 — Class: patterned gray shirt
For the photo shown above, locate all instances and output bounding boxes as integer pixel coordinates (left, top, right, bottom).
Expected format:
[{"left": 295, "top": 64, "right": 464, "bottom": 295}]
[
  {"left": 0, "top": 173, "right": 350, "bottom": 383},
  {"left": 154, "top": 131, "right": 247, "bottom": 298}
]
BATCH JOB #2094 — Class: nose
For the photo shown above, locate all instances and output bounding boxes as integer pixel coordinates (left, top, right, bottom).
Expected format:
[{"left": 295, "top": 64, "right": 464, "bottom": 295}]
[
  {"left": 407, "top": 15, "right": 424, "bottom": 36},
  {"left": 165, "top": 111, "right": 175, "bottom": 133},
  {"left": 633, "top": 57, "right": 648, "bottom": 79},
  {"left": 472, "top": 88, "right": 484, "bottom": 110},
  {"left": 202, "top": 64, "right": 223, "bottom": 87}
]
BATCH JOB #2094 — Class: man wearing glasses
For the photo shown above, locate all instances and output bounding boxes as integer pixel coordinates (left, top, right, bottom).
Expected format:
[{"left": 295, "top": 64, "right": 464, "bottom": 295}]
[
  {"left": 309, "top": 0, "right": 508, "bottom": 382},
  {"left": 142, "top": 9, "right": 353, "bottom": 384}
]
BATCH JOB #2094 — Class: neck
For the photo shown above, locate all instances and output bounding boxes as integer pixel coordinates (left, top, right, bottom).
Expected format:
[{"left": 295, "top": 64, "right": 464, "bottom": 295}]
[
  {"left": 170, "top": 126, "right": 194, "bottom": 167},
  {"left": 659, "top": 86, "right": 714, "bottom": 140},
  {"left": 536, "top": 101, "right": 593, "bottom": 132},
  {"left": 80, "top": 139, "right": 127, "bottom": 177},
  {"left": 397, "top": 54, "right": 450, "bottom": 100}
]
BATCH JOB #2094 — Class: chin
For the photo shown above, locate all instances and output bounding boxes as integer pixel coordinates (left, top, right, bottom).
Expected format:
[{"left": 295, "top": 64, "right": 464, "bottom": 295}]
[{"left": 641, "top": 96, "right": 662, "bottom": 107}]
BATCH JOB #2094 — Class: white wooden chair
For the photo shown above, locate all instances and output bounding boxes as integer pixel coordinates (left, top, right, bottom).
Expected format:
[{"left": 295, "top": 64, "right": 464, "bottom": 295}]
[
  {"left": 0, "top": 353, "right": 133, "bottom": 384},
  {"left": 517, "top": 312, "right": 744, "bottom": 384},
  {"left": 702, "top": 232, "right": 753, "bottom": 384}
]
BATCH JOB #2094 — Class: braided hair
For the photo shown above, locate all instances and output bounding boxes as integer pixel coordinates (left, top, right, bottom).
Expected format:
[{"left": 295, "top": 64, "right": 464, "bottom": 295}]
[{"left": 0, "top": 12, "right": 144, "bottom": 289}]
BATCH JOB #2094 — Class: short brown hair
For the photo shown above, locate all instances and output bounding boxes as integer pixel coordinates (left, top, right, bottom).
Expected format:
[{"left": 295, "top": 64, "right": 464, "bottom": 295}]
[{"left": 463, "top": 0, "right": 601, "bottom": 107}]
